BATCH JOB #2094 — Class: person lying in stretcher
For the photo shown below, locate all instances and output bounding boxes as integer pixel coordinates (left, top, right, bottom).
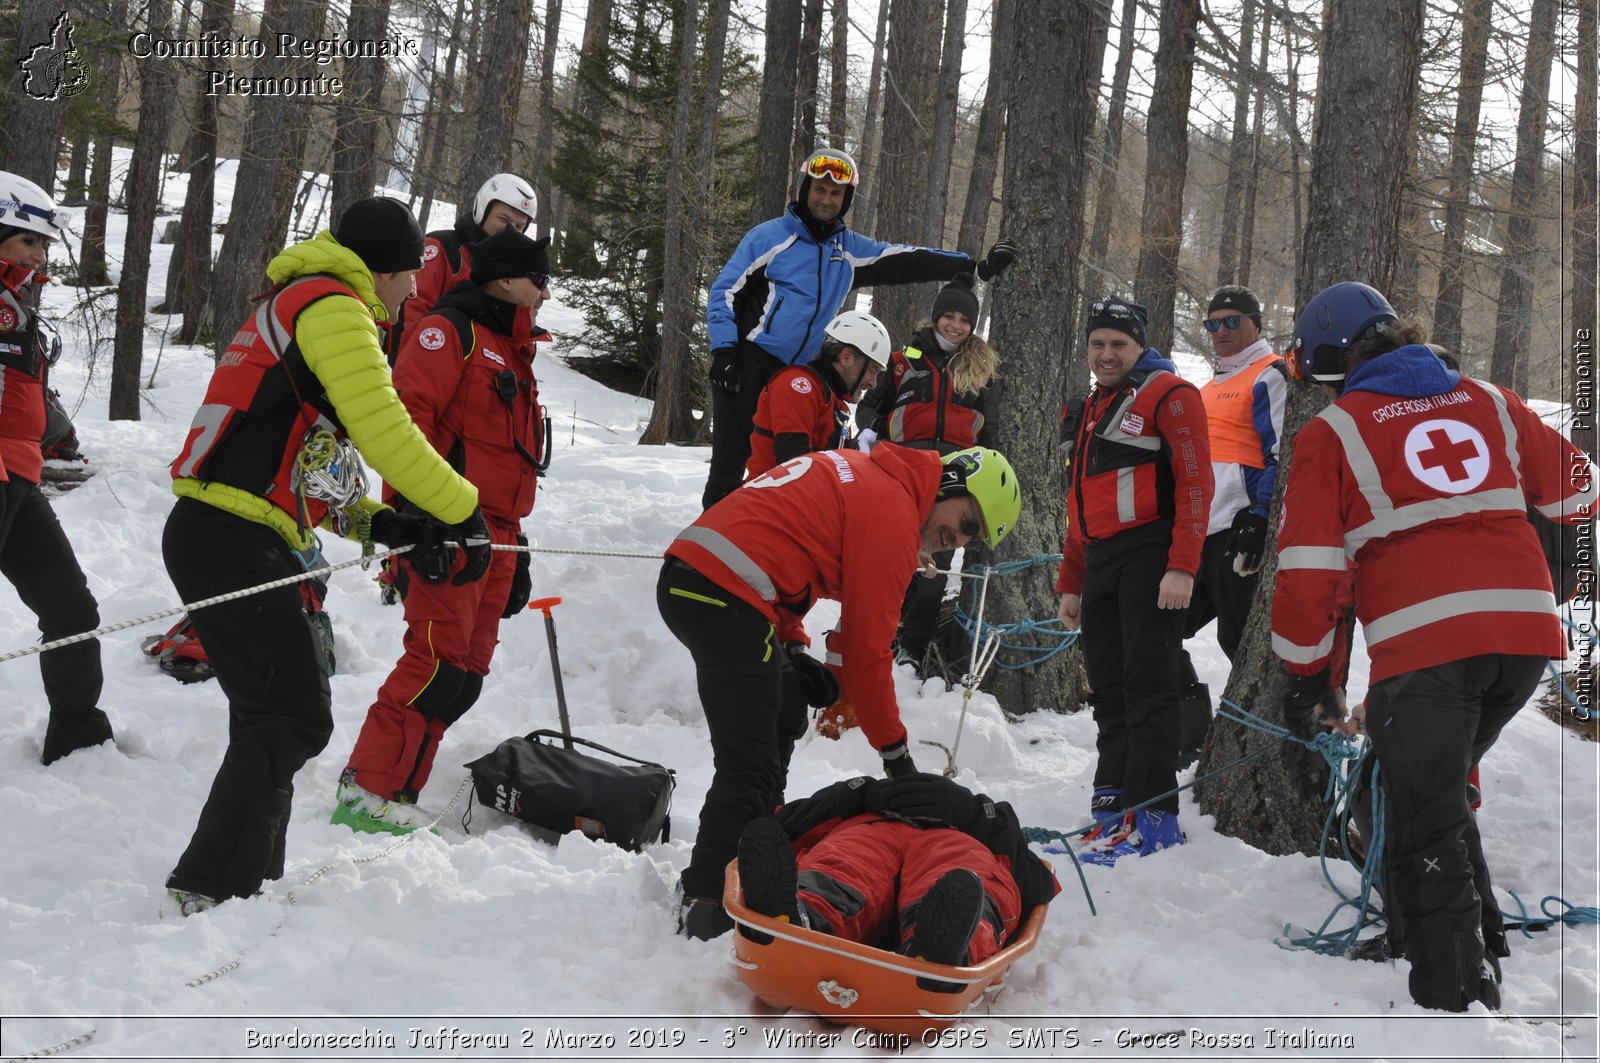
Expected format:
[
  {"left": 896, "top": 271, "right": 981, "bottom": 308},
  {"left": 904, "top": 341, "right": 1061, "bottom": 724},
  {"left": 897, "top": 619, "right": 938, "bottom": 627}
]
[{"left": 736, "top": 774, "right": 1060, "bottom": 980}]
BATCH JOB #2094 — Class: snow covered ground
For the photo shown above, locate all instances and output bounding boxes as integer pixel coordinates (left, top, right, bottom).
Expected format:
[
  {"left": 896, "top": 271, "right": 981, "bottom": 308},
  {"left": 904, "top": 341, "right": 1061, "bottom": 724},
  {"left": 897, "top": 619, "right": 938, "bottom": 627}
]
[{"left": 0, "top": 157, "right": 1594, "bottom": 1061}]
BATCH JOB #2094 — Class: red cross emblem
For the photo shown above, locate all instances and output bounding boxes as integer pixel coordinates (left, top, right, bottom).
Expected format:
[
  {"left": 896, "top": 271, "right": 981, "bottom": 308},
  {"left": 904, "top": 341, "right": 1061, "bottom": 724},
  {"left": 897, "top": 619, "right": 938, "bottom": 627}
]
[
  {"left": 1416, "top": 428, "right": 1479, "bottom": 481},
  {"left": 1403, "top": 419, "right": 1489, "bottom": 494}
]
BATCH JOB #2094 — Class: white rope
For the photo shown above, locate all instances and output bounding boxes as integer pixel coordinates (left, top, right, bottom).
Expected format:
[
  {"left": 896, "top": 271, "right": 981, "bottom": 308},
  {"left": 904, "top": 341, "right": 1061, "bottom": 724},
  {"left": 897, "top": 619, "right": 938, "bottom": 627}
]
[
  {"left": 1, "top": 1028, "right": 96, "bottom": 1062},
  {"left": 0, "top": 541, "right": 665, "bottom": 667},
  {"left": 921, "top": 566, "right": 1003, "bottom": 778}
]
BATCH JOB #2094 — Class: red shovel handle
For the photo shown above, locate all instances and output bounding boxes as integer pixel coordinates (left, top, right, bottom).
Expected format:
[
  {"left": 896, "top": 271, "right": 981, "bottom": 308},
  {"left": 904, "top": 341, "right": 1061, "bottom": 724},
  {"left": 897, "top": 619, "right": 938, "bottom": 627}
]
[{"left": 527, "top": 596, "right": 563, "bottom": 617}]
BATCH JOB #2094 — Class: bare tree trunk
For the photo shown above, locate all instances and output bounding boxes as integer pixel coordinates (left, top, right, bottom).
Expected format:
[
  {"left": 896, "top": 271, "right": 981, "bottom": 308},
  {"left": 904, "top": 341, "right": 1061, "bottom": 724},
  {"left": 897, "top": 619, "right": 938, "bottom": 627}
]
[
  {"left": 415, "top": 2, "right": 468, "bottom": 230},
  {"left": 983, "top": 0, "right": 1100, "bottom": 717},
  {"left": 173, "top": 0, "right": 235, "bottom": 345},
  {"left": 1286, "top": 7, "right": 1306, "bottom": 289},
  {"left": 78, "top": 0, "right": 129, "bottom": 288},
  {"left": 869, "top": 0, "right": 944, "bottom": 342},
  {"left": 955, "top": 0, "right": 1011, "bottom": 255},
  {"left": 535, "top": 0, "right": 564, "bottom": 239},
  {"left": 2, "top": 0, "right": 72, "bottom": 191},
  {"left": 1430, "top": 0, "right": 1493, "bottom": 354},
  {"left": 207, "top": 0, "right": 331, "bottom": 362},
  {"left": 828, "top": 0, "right": 848, "bottom": 147},
  {"left": 645, "top": 0, "right": 731, "bottom": 445},
  {"left": 923, "top": 0, "right": 967, "bottom": 246},
  {"left": 458, "top": 0, "right": 535, "bottom": 205},
  {"left": 750, "top": 0, "right": 804, "bottom": 225},
  {"left": 796, "top": 0, "right": 824, "bottom": 159},
  {"left": 1573, "top": 0, "right": 1598, "bottom": 464},
  {"left": 1489, "top": 0, "right": 1557, "bottom": 394},
  {"left": 110, "top": 0, "right": 176, "bottom": 420},
  {"left": 1085, "top": 0, "right": 1137, "bottom": 274},
  {"left": 1198, "top": 0, "right": 1424, "bottom": 857},
  {"left": 558, "top": 0, "right": 614, "bottom": 273},
  {"left": 63, "top": 135, "right": 89, "bottom": 206},
  {"left": 1215, "top": 0, "right": 1257, "bottom": 286},
  {"left": 331, "top": 0, "right": 394, "bottom": 225},
  {"left": 852, "top": 0, "right": 891, "bottom": 234},
  {"left": 1131, "top": 0, "right": 1200, "bottom": 356},
  {"left": 1236, "top": 2, "right": 1271, "bottom": 289}
]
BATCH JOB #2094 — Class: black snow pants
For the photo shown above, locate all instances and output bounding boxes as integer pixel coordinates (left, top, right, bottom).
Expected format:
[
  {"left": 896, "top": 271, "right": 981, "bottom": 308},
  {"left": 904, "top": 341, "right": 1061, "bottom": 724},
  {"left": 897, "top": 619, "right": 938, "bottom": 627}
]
[
  {"left": 656, "top": 558, "right": 808, "bottom": 900},
  {"left": 1363, "top": 653, "right": 1545, "bottom": 1012},
  {"left": 163, "top": 498, "right": 334, "bottom": 902},
  {"left": 1080, "top": 524, "right": 1184, "bottom": 814},
  {"left": 701, "top": 342, "right": 784, "bottom": 510},
  {"left": 0, "top": 477, "right": 104, "bottom": 723}
]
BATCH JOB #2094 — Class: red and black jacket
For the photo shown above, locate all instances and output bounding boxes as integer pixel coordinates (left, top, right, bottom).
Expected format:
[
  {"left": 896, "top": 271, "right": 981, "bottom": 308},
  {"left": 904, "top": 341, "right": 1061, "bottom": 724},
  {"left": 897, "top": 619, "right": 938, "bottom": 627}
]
[
  {"left": 1055, "top": 351, "right": 1213, "bottom": 596},
  {"left": 856, "top": 326, "right": 990, "bottom": 454},
  {"left": 746, "top": 362, "right": 849, "bottom": 480}
]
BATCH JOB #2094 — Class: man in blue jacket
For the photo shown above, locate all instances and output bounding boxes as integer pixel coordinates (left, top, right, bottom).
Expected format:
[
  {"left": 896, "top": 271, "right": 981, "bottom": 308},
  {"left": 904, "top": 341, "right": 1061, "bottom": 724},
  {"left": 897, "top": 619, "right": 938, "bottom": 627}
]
[{"left": 702, "top": 148, "right": 1017, "bottom": 509}]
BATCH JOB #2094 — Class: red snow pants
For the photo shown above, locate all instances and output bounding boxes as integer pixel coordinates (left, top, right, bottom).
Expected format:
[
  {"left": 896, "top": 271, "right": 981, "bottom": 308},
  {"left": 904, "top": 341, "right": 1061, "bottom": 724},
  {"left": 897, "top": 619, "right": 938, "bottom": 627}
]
[
  {"left": 345, "top": 519, "right": 519, "bottom": 799},
  {"left": 795, "top": 815, "right": 1022, "bottom": 963}
]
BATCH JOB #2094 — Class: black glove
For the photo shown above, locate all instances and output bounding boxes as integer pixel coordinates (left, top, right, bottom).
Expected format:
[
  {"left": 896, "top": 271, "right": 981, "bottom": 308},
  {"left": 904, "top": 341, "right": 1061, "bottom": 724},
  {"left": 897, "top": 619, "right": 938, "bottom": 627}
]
[
  {"left": 370, "top": 508, "right": 454, "bottom": 583},
  {"left": 1226, "top": 507, "right": 1269, "bottom": 576},
  {"left": 1284, "top": 668, "right": 1342, "bottom": 742},
  {"left": 868, "top": 773, "right": 974, "bottom": 826},
  {"left": 975, "top": 240, "right": 1018, "bottom": 281},
  {"left": 709, "top": 347, "right": 740, "bottom": 393},
  {"left": 879, "top": 742, "right": 919, "bottom": 779},
  {"left": 785, "top": 645, "right": 840, "bottom": 709},
  {"left": 502, "top": 533, "right": 532, "bottom": 618},
  {"left": 449, "top": 506, "right": 493, "bottom": 586}
]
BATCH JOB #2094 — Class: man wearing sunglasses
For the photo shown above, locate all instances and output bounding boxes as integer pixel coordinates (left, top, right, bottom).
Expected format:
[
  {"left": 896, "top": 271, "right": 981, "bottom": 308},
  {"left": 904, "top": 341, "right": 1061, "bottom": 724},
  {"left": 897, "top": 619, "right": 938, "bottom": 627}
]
[
  {"left": 393, "top": 172, "right": 538, "bottom": 353},
  {"left": 1175, "top": 286, "right": 1288, "bottom": 768},
  {"left": 1054, "top": 295, "right": 1213, "bottom": 866},
  {"left": 659, "top": 443, "right": 1022, "bottom": 939},
  {"left": 335, "top": 226, "right": 554, "bottom": 834},
  {"left": 703, "top": 147, "right": 1019, "bottom": 510}
]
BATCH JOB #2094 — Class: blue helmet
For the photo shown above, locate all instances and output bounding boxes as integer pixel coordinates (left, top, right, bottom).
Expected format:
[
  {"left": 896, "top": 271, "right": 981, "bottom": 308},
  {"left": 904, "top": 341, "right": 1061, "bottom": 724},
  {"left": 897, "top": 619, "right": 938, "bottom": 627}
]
[{"left": 1288, "top": 282, "right": 1397, "bottom": 385}]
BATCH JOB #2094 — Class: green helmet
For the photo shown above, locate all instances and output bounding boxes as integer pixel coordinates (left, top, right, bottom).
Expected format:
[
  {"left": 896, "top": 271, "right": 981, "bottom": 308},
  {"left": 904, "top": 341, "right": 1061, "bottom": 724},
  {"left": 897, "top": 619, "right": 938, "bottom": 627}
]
[{"left": 938, "top": 447, "right": 1022, "bottom": 547}]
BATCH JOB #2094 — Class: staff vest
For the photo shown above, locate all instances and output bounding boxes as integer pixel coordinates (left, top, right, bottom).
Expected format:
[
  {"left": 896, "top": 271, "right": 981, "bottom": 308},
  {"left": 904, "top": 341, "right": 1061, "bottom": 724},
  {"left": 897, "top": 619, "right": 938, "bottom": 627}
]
[
  {"left": 1201, "top": 352, "right": 1282, "bottom": 469},
  {"left": 172, "top": 275, "right": 353, "bottom": 530}
]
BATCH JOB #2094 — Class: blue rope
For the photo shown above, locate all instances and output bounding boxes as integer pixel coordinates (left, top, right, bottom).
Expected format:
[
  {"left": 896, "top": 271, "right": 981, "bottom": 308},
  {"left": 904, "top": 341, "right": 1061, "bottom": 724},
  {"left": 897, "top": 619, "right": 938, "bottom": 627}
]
[
  {"left": 1499, "top": 891, "right": 1600, "bottom": 936},
  {"left": 952, "top": 554, "right": 1078, "bottom": 671}
]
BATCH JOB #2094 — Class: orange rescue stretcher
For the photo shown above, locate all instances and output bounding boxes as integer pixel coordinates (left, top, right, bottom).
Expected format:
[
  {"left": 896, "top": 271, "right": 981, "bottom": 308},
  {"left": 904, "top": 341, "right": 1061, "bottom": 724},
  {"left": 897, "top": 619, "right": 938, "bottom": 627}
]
[{"left": 723, "top": 864, "right": 1048, "bottom": 1038}]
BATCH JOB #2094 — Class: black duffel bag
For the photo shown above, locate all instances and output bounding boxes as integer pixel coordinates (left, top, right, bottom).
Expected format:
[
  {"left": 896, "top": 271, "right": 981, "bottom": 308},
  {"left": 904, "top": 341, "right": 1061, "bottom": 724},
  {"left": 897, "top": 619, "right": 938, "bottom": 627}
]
[{"left": 464, "top": 729, "right": 674, "bottom": 852}]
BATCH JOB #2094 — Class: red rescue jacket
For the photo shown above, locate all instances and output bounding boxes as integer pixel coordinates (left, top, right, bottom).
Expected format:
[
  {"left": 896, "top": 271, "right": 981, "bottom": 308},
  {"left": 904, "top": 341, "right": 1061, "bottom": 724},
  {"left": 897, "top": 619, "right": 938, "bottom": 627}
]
[
  {"left": 666, "top": 444, "right": 941, "bottom": 751},
  {"left": 171, "top": 275, "right": 355, "bottom": 531},
  {"left": 1055, "top": 353, "right": 1213, "bottom": 595},
  {"left": 391, "top": 284, "right": 547, "bottom": 524},
  {"left": 1272, "top": 345, "right": 1596, "bottom": 684},
  {"left": 858, "top": 326, "right": 990, "bottom": 453},
  {"left": 746, "top": 364, "right": 848, "bottom": 480},
  {"left": 0, "top": 261, "right": 52, "bottom": 481},
  {"left": 395, "top": 215, "right": 484, "bottom": 350}
]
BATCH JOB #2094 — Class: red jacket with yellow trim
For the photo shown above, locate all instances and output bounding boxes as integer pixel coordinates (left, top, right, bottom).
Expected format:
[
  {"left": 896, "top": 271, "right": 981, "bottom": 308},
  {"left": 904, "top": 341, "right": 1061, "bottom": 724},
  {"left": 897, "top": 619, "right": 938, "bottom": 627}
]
[
  {"left": 1271, "top": 344, "right": 1596, "bottom": 684},
  {"left": 391, "top": 283, "right": 546, "bottom": 524},
  {"left": 1054, "top": 350, "right": 1213, "bottom": 596},
  {"left": 665, "top": 444, "right": 941, "bottom": 752},
  {"left": 746, "top": 364, "right": 847, "bottom": 480}
]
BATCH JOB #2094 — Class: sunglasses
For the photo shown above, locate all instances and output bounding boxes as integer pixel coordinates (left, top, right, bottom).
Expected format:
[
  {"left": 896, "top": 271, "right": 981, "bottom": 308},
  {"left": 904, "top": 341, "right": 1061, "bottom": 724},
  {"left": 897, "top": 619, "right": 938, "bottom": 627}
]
[
  {"left": 528, "top": 273, "right": 550, "bottom": 290},
  {"left": 960, "top": 515, "right": 982, "bottom": 539},
  {"left": 1204, "top": 315, "right": 1246, "bottom": 333},
  {"left": 804, "top": 154, "right": 856, "bottom": 185}
]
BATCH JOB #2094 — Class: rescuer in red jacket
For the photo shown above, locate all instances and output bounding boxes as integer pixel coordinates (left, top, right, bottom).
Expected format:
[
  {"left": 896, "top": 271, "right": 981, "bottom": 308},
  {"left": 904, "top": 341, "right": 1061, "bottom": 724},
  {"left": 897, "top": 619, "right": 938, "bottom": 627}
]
[
  {"left": 392, "top": 172, "right": 537, "bottom": 351},
  {"left": 735, "top": 774, "right": 1060, "bottom": 969},
  {"left": 1055, "top": 296, "right": 1213, "bottom": 866},
  {"left": 745, "top": 309, "right": 890, "bottom": 480},
  {"left": 659, "top": 444, "right": 1023, "bottom": 939},
  {"left": 336, "top": 227, "right": 553, "bottom": 834},
  {"left": 1273, "top": 281, "right": 1597, "bottom": 1013},
  {"left": 0, "top": 170, "right": 113, "bottom": 766}
]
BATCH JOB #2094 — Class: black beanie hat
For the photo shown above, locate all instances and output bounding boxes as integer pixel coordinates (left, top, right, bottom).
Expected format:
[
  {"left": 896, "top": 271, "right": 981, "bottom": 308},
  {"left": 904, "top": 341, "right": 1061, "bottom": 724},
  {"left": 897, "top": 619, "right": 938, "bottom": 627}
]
[
  {"left": 1207, "top": 285, "right": 1262, "bottom": 327},
  {"left": 335, "top": 196, "right": 425, "bottom": 274},
  {"left": 931, "top": 273, "right": 980, "bottom": 325},
  {"left": 469, "top": 227, "right": 551, "bottom": 284},
  {"left": 1085, "top": 294, "right": 1148, "bottom": 348}
]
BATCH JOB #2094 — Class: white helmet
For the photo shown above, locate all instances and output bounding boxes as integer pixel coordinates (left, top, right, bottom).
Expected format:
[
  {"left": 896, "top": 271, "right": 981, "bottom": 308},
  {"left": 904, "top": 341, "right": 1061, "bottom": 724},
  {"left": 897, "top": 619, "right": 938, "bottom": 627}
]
[
  {"left": 474, "top": 172, "right": 537, "bottom": 229},
  {"left": 823, "top": 310, "right": 891, "bottom": 369},
  {"left": 0, "top": 170, "right": 71, "bottom": 238}
]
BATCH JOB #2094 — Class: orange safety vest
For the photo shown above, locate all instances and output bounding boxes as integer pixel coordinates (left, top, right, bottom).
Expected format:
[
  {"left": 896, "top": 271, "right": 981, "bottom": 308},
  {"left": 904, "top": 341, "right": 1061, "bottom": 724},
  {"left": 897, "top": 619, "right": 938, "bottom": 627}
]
[{"left": 1200, "top": 353, "right": 1282, "bottom": 470}]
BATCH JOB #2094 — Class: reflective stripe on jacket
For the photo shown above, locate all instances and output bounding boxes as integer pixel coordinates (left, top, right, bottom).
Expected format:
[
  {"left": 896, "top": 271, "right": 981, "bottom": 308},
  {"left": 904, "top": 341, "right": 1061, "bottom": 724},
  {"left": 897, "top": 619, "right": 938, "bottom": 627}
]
[{"left": 1271, "top": 345, "right": 1596, "bottom": 682}]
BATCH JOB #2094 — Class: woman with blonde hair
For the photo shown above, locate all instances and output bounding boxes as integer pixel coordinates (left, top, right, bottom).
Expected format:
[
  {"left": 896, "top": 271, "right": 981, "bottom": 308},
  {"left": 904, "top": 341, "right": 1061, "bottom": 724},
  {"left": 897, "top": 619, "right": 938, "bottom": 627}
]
[{"left": 855, "top": 273, "right": 1000, "bottom": 664}]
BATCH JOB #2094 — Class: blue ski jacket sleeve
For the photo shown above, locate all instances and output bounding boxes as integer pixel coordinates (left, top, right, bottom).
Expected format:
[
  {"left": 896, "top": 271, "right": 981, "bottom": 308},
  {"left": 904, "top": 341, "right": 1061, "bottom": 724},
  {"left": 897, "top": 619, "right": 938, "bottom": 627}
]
[{"left": 708, "top": 206, "right": 975, "bottom": 367}]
